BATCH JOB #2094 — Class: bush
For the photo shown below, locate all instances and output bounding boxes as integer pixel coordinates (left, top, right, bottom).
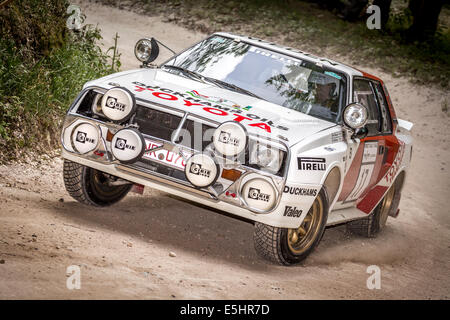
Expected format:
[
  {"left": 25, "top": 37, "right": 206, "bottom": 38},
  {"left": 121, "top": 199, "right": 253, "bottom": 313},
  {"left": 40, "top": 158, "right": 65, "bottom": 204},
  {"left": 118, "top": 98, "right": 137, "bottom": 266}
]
[{"left": 0, "top": 0, "right": 119, "bottom": 162}]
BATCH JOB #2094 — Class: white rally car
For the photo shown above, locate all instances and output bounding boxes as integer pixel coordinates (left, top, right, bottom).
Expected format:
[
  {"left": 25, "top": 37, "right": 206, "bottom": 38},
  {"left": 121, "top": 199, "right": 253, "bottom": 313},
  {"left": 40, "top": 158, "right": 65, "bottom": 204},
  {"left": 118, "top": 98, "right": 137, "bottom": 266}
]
[{"left": 61, "top": 33, "right": 413, "bottom": 265}]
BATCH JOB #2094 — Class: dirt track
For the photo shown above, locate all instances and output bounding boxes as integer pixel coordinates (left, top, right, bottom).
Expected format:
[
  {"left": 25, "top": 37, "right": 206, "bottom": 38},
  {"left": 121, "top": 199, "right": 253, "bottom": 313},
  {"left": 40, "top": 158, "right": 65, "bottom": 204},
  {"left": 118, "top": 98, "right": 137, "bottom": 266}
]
[{"left": 0, "top": 1, "right": 449, "bottom": 299}]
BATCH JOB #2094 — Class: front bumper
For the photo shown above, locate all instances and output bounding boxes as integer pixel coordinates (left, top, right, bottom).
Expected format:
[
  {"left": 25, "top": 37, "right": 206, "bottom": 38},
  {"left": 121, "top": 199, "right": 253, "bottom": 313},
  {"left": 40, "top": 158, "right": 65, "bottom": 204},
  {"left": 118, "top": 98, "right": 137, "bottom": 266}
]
[{"left": 62, "top": 148, "right": 320, "bottom": 228}]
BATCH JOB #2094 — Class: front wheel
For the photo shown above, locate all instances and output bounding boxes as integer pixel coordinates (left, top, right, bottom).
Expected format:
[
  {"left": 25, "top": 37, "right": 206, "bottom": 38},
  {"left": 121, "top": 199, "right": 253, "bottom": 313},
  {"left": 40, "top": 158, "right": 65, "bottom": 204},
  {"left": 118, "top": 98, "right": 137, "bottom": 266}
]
[
  {"left": 253, "top": 188, "right": 329, "bottom": 265},
  {"left": 63, "top": 160, "right": 132, "bottom": 206}
]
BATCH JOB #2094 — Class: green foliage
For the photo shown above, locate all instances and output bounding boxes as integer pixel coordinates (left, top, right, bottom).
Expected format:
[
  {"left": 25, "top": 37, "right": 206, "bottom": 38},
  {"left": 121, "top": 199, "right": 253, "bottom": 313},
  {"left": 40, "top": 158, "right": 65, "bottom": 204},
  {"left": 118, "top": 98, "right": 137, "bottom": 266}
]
[
  {"left": 0, "top": 1, "right": 120, "bottom": 162},
  {"left": 0, "top": 0, "right": 68, "bottom": 60},
  {"left": 121, "top": 0, "right": 449, "bottom": 88}
]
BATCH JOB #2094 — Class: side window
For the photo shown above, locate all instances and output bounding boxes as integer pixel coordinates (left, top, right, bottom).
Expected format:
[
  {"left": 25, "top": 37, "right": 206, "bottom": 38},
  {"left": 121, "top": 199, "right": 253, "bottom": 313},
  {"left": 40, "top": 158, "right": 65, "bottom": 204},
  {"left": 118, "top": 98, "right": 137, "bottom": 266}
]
[
  {"left": 353, "top": 79, "right": 380, "bottom": 136},
  {"left": 372, "top": 82, "right": 392, "bottom": 133}
]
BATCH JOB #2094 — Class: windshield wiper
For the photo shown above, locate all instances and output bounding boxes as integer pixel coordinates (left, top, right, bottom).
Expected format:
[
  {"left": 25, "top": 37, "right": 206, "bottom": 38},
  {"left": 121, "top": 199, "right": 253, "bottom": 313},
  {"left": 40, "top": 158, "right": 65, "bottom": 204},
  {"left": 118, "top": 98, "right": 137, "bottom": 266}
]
[
  {"left": 203, "top": 77, "right": 262, "bottom": 100},
  {"left": 161, "top": 65, "right": 207, "bottom": 83}
]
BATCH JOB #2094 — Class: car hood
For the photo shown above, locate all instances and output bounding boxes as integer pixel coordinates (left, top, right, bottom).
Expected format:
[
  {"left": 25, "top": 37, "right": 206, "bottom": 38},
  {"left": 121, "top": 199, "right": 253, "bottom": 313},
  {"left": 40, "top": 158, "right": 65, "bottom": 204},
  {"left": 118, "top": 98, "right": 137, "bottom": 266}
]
[{"left": 84, "top": 68, "right": 337, "bottom": 147}]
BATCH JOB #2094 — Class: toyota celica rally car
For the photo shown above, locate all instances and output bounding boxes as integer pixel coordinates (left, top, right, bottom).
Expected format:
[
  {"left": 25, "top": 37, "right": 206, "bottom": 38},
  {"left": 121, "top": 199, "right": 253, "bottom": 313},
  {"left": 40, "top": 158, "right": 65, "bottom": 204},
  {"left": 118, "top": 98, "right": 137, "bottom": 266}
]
[{"left": 61, "top": 32, "right": 413, "bottom": 265}]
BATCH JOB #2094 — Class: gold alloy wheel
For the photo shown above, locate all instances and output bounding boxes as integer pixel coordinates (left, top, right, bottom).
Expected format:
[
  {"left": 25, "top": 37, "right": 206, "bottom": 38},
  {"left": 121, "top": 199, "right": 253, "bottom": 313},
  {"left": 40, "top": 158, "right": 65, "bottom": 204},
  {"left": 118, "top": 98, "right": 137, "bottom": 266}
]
[
  {"left": 287, "top": 195, "right": 324, "bottom": 255},
  {"left": 379, "top": 185, "right": 395, "bottom": 228}
]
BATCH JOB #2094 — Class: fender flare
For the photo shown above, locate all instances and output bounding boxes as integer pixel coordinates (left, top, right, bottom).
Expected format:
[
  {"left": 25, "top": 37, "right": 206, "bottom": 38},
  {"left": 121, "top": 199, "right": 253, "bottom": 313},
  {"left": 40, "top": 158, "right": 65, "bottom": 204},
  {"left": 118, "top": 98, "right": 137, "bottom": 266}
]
[{"left": 319, "top": 162, "right": 344, "bottom": 212}]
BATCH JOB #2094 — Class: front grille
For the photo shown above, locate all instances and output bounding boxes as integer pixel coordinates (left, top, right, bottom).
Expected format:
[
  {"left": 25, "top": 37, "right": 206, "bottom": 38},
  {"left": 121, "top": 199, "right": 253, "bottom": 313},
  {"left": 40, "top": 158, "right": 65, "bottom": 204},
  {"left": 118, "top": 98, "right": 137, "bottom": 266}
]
[
  {"left": 177, "top": 118, "right": 216, "bottom": 151},
  {"left": 134, "top": 105, "right": 182, "bottom": 141},
  {"left": 132, "top": 105, "right": 216, "bottom": 182},
  {"left": 134, "top": 106, "right": 216, "bottom": 151}
]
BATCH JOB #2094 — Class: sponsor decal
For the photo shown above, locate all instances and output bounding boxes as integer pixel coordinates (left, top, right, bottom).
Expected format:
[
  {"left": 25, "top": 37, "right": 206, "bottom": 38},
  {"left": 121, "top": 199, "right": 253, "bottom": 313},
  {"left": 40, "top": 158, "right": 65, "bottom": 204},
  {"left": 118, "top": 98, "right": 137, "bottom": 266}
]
[
  {"left": 283, "top": 206, "right": 303, "bottom": 217},
  {"left": 189, "top": 163, "right": 211, "bottom": 178},
  {"left": 297, "top": 157, "right": 326, "bottom": 171},
  {"left": 344, "top": 141, "right": 379, "bottom": 203},
  {"left": 186, "top": 90, "right": 253, "bottom": 111},
  {"left": 186, "top": 90, "right": 209, "bottom": 99},
  {"left": 283, "top": 186, "right": 317, "bottom": 197},
  {"left": 131, "top": 81, "right": 289, "bottom": 134},
  {"left": 114, "top": 138, "right": 136, "bottom": 151},
  {"left": 218, "top": 131, "right": 239, "bottom": 146},
  {"left": 249, "top": 46, "right": 302, "bottom": 66},
  {"left": 385, "top": 142, "right": 405, "bottom": 184},
  {"left": 105, "top": 96, "right": 126, "bottom": 111},
  {"left": 331, "top": 131, "right": 343, "bottom": 143},
  {"left": 362, "top": 141, "right": 378, "bottom": 163},
  {"left": 75, "top": 131, "right": 94, "bottom": 144},
  {"left": 324, "top": 71, "right": 342, "bottom": 80},
  {"left": 248, "top": 188, "right": 270, "bottom": 202}
]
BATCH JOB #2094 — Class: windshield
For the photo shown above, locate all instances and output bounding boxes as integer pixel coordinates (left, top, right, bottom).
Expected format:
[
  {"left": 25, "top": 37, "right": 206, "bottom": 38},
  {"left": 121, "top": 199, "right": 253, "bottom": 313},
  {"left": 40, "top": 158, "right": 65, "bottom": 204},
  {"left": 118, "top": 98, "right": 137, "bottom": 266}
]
[{"left": 163, "top": 35, "right": 347, "bottom": 123}]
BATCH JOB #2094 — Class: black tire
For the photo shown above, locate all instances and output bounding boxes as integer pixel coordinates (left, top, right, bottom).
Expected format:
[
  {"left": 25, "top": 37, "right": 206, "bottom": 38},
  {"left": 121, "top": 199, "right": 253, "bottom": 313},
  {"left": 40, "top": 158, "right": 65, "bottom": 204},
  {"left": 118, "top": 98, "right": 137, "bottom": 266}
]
[
  {"left": 63, "top": 159, "right": 132, "bottom": 207},
  {"left": 346, "top": 183, "right": 396, "bottom": 238},
  {"left": 253, "top": 188, "right": 329, "bottom": 265}
]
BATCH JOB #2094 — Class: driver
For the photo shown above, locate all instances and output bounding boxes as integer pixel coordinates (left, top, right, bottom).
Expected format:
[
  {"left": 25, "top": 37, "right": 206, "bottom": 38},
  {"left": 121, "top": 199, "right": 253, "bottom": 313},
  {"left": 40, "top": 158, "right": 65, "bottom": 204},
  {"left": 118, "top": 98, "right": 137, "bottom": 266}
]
[{"left": 314, "top": 82, "right": 338, "bottom": 112}]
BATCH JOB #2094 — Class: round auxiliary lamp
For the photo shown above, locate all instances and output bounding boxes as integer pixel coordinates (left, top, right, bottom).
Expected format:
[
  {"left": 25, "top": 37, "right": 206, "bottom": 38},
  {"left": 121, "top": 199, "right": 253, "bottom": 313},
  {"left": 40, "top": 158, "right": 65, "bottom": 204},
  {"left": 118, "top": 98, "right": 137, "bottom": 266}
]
[
  {"left": 110, "top": 128, "right": 146, "bottom": 164},
  {"left": 184, "top": 153, "right": 221, "bottom": 188}
]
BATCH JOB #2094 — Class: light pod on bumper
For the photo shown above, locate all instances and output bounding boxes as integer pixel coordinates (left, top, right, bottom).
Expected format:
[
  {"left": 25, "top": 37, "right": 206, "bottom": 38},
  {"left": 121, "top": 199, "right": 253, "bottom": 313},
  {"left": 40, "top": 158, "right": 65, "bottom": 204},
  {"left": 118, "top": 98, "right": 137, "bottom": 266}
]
[
  {"left": 185, "top": 153, "right": 220, "bottom": 188},
  {"left": 71, "top": 122, "right": 99, "bottom": 154},
  {"left": 100, "top": 87, "right": 136, "bottom": 122},
  {"left": 111, "top": 128, "right": 146, "bottom": 163},
  {"left": 241, "top": 177, "right": 277, "bottom": 212},
  {"left": 213, "top": 121, "right": 247, "bottom": 157}
]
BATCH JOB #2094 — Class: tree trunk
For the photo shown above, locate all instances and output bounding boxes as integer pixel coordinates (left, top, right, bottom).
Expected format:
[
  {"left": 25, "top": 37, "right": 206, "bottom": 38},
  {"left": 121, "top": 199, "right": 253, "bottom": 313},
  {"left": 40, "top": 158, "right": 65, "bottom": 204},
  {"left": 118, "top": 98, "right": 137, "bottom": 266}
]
[
  {"left": 341, "top": 0, "right": 369, "bottom": 21},
  {"left": 408, "top": 0, "right": 444, "bottom": 41}
]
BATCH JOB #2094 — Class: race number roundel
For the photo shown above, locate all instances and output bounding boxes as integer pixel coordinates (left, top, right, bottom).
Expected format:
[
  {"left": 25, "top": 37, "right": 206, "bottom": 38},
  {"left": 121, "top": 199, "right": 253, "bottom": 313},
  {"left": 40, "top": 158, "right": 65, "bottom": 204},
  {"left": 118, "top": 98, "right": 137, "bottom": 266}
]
[
  {"left": 185, "top": 153, "right": 220, "bottom": 188},
  {"left": 101, "top": 87, "right": 136, "bottom": 122},
  {"left": 111, "top": 128, "right": 145, "bottom": 163},
  {"left": 213, "top": 121, "right": 247, "bottom": 157},
  {"left": 241, "top": 178, "right": 277, "bottom": 212},
  {"left": 71, "top": 122, "right": 99, "bottom": 154}
]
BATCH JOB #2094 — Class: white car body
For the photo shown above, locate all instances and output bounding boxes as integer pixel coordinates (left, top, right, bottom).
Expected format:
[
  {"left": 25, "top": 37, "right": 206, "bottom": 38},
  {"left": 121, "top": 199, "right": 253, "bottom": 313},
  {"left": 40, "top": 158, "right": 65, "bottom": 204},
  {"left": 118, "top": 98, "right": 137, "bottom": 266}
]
[{"left": 61, "top": 32, "right": 413, "bottom": 229}]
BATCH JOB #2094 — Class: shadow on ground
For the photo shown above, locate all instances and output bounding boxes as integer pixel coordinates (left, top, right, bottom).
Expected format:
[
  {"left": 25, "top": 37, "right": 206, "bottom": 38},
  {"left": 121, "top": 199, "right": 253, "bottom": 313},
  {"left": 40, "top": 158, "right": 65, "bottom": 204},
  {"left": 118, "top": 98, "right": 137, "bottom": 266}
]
[{"left": 35, "top": 190, "right": 414, "bottom": 271}]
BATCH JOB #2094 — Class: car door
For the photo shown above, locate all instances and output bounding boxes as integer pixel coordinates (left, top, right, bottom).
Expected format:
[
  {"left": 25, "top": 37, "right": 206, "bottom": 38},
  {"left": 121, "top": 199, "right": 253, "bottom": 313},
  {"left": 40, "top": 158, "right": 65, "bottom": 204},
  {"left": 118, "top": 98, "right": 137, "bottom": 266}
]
[{"left": 339, "top": 77, "right": 392, "bottom": 204}]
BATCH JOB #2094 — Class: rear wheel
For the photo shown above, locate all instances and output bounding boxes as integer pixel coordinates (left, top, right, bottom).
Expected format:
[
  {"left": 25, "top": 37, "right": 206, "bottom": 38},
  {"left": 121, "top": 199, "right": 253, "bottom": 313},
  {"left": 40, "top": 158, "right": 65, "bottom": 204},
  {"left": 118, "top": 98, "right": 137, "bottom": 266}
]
[
  {"left": 253, "top": 188, "right": 329, "bottom": 265},
  {"left": 63, "top": 160, "right": 132, "bottom": 206},
  {"left": 346, "top": 184, "right": 396, "bottom": 237}
]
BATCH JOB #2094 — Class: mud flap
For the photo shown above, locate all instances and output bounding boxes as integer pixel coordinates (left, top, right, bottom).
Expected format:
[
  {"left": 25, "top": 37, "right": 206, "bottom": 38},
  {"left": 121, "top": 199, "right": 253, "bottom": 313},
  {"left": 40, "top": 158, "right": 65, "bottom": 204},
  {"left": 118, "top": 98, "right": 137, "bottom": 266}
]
[{"left": 131, "top": 183, "right": 145, "bottom": 194}]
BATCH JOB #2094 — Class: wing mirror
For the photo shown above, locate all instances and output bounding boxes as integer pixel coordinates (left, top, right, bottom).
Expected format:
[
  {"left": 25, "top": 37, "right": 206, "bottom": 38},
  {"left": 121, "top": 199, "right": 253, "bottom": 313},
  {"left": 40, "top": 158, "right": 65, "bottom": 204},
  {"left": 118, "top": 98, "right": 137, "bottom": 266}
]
[
  {"left": 352, "top": 126, "right": 368, "bottom": 139},
  {"left": 134, "top": 38, "right": 175, "bottom": 67},
  {"left": 342, "top": 102, "right": 369, "bottom": 139}
]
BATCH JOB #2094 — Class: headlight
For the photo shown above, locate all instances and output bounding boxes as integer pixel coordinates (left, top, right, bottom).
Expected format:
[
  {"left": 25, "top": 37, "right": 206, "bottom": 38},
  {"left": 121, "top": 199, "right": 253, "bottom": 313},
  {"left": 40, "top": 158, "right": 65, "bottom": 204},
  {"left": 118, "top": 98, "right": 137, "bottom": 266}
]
[
  {"left": 249, "top": 142, "right": 284, "bottom": 175},
  {"left": 343, "top": 103, "right": 368, "bottom": 129},
  {"left": 100, "top": 87, "right": 136, "bottom": 122},
  {"left": 91, "top": 93, "right": 104, "bottom": 116},
  {"left": 213, "top": 121, "right": 247, "bottom": 157}
]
